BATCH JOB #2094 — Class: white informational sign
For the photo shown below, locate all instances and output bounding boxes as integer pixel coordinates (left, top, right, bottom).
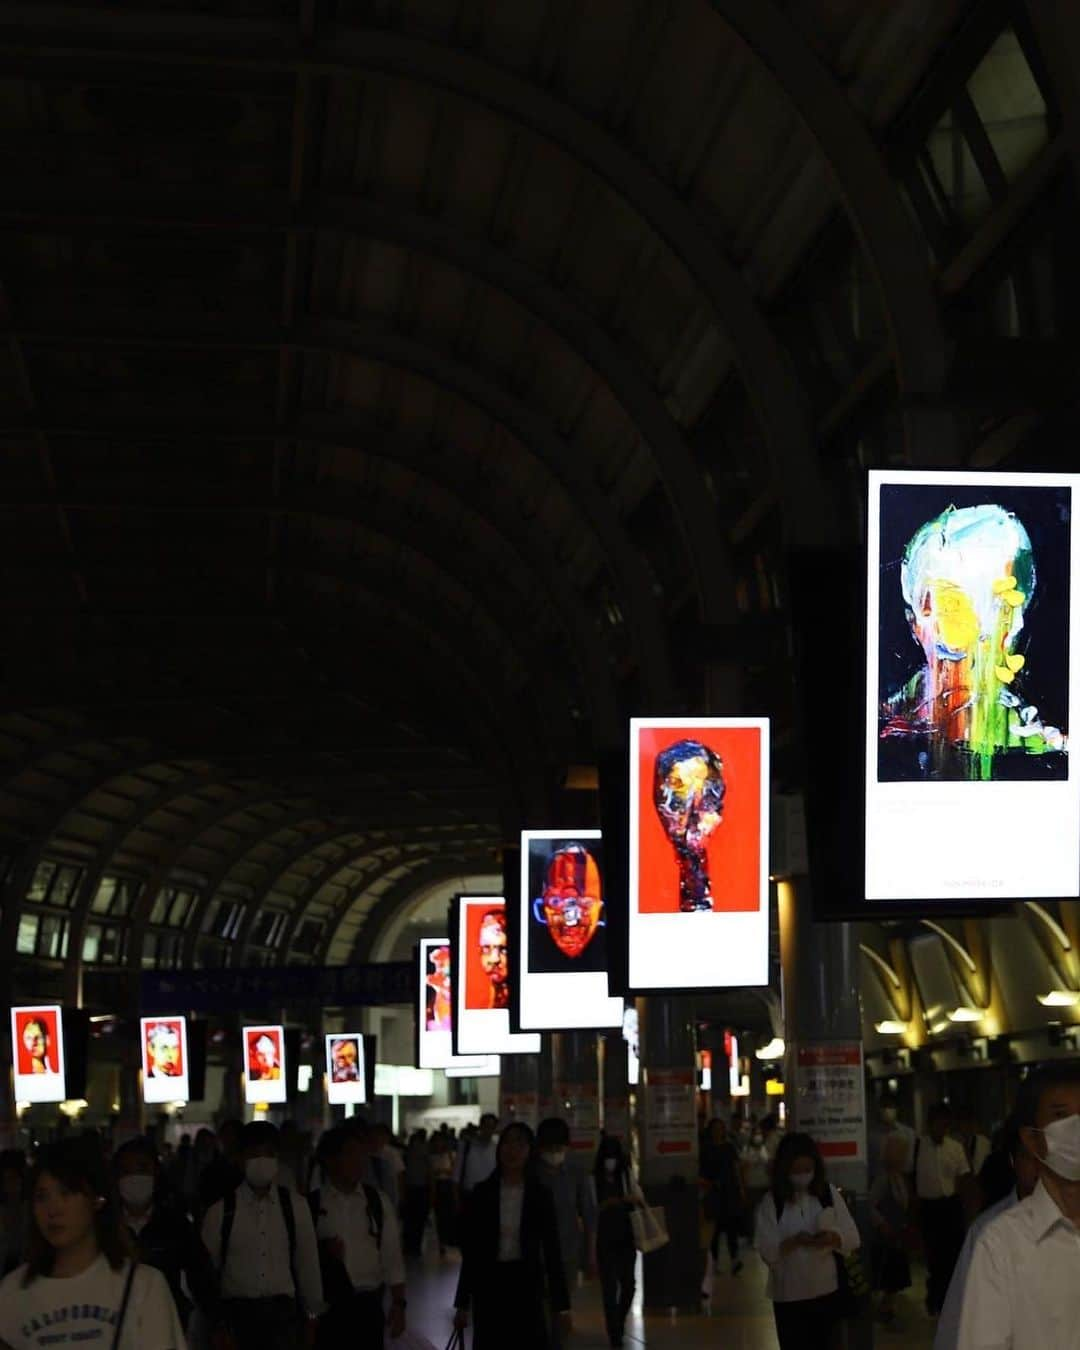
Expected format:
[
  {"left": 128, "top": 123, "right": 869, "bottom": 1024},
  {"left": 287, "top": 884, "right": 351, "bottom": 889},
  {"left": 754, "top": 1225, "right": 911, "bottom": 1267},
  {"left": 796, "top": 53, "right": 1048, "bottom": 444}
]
[
  {"left": 140, "top": 1015, "right": 189, "bottom": 1105},
  {"left": 243, "top": 1024, "right": 287, "bottom": 1105},
  {"left": 11, "top": 1005, "right": 66, "bottom": 1105},
  {"left": 794, "top": 1043, "right": 866, "bottom": 1163},
  {"left": 643, "top": 1067, "right": 696, "bottom": 1159},
  {"left": 325, "top": 1033, "right": 366, "bottom": 1106},
  {"left": 454, "top": 896, "right": 540, "bottom": 1056},
  {"left": 867, "top": 470, "right": 1080, "bottom": 901},
  {"left": 518, "top": 829, "right": 622, "bottom": 1031},
  {"left": 416, "top": 937, "right": 496, "bottom": 1074},
  {"left": 628, "top": 717, "right": 770, "bottom": 990}
]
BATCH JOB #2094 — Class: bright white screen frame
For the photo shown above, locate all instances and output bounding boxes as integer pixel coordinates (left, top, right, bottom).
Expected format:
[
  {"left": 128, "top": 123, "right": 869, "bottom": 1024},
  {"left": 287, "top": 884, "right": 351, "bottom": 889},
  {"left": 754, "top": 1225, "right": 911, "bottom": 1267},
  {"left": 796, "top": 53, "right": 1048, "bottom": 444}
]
[
  {"left": 11, "top": 1004, "right": 66, "bottom": 1105},
  {"left": 866, "top": 470, "right": 1080, "bottom": 902},
  {"left": 454, "top": 896, "right": 540, "bottom": 1056},
  {"left": 416, "top": 936, "right": 495, "bottom": 1072},
  {"left": 628, "top": 717, "right": 770, "bottom": 991},
  {"left": 243, "top": 1024, "right": 288, "bottom": 1105},
  {"left": 140, "top": 1015, "right": 189, "bottom": 1105},
  {"left": 325, "top": 1033, "right": 366, "bottom": 1106},
  {"left": 518, "top": 830, "right": 622, "bottom": 1030}
]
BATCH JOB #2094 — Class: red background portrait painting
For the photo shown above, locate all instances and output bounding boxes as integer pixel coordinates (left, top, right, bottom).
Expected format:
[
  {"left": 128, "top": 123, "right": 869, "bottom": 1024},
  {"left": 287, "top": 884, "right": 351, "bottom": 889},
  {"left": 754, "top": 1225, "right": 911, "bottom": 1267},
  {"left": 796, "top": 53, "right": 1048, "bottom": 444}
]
[
  {"left": 636, "top": 724, "right": 762, "bottom": 914},
  {"left": 14, "top": 1007, "right": 60, "bottom": 1076},
  {"left": 464, "top": 900, "right": 506, "bottom": 1011},
  {"left": 145, "top": 1018, "right": 184, "bottom": 1077},
  {"left": 246, "top": 1027, "right": 283, "bottom": 1080}
]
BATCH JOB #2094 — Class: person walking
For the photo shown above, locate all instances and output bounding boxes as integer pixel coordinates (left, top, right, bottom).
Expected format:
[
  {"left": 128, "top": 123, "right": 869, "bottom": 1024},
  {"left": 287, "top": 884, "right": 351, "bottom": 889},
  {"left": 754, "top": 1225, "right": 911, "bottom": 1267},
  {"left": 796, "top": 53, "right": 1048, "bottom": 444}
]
[
  {"left": 0, "top": 1136, "right": 186, "bottom": 1349},
  {"left": 700, "top": 1117, "right": 745, "bottom": 1281},
  {"left": 0, "top": 1151, "right": 28, "bottom": 1277},
  {"left": 429, "top": 1134, "right": 456, "bottom": 1256},
  {"left": 915, "top": 1103, "right": 971, "bottom": 1315},
  {"left": 201, "top": 1122, "right": 323, "bottom": 1350},
  {"left": 868, "top": 1133, "right": 913, "bottom": 1324},
  {"left": 453, "top": 1122, "right": 570, "bottom": 1350},
  {"left": 453, "top": 1114, "right": 498, "bottom": 1210},
  {"left": 593, "top": 1135, "right": 637, "bottom": 1350},
  {"left": 534, "top": 1115, "right": 597, "bottom": 1338},
  {"left": 754, "top": 1132, "right": 860, "bottom": 1350},
  {"left": 401, "top": 1131, "right": 431, "bottom": 1259}
]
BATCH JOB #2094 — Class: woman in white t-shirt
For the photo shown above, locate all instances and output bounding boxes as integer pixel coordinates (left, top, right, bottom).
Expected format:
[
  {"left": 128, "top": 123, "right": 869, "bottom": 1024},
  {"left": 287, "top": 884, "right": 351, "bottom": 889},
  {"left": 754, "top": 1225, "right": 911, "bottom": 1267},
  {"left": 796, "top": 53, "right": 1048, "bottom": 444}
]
[
  {"left": 754, "top": 1132, "right": 860, "bottom": 1350},
  {"left": 0, "top": 1137, "right": 186, "bottom": 1350}
]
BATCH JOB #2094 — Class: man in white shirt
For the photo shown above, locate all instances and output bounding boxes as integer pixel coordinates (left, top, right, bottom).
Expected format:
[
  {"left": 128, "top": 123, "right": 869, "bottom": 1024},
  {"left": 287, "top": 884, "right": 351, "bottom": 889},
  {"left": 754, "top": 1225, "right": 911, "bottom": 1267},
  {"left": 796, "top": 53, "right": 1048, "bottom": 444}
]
[
  {"left": 915, "top": 1102, "right": 971, "bottom": 1314},
  {"left": 454, "top": 1114, "right": 498, "bottom": 1206},
  {"left": 874, "top": 1092, "right": 917, "bottom": 1176},
  {"left": 369, "top": 1123, "right": 406, "bottom": 1210},
  {"left": 310, "top": 1123, "right": 406, "bottom": 1348},
  {"left": 202, "top": 1121, "right": 324, "bottom": 1350},
  {"left": 955, "top": 1062, "right": 1080, "bottom": 1350}
]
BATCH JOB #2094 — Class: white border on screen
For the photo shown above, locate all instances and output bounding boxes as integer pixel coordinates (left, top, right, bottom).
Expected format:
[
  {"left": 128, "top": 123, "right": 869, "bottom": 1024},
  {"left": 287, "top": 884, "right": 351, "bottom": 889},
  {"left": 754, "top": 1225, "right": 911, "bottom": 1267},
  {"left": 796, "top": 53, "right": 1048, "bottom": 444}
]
[
  {"left": 444, "top": 1056, "right": 501, "bottom": 1079},
  {"left": 325, "top": 1033, "right": 367, "bottom": 1106},
  {"left": 627, "top": 717, "right": 770, "bottom": 991},
  {"left": 416, "top": 937, "right": 495, "bottom": 1072},
  {"left": 454, "top": 896, "right": 541, "bottom": 1055},
  {"left": 243, "top": 1024, "right": 288, "bottom": 1105},
  {"left": 10, "top": 1004, "right": 66, "bottom": 1104},
  {"left": 866, "top": 470, "right": 1080, "bottom": 901},
  {"left": 518, "top": 830, "right": 622, "bottom": 1030},
  {"left": 140, "top": 1015, "right": 190, "bottom": 1105}
]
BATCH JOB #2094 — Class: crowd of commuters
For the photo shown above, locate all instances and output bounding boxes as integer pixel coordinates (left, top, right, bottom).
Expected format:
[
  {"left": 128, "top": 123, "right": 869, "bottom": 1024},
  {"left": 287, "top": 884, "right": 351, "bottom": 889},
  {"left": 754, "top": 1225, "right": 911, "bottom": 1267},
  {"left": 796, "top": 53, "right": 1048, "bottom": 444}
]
[{"left": 0, "top": 1065, "right": 1075, "bottom": 1348}]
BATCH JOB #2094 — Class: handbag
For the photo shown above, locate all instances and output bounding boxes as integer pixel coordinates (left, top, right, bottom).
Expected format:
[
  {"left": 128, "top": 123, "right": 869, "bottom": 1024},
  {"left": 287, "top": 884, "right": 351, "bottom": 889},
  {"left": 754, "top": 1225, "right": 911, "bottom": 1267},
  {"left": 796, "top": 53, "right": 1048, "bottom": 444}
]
[
  {"left": 629, "top": 1201, "right": 670, "bottom": 1254},
  {"left": 834, "top": 1246, "right": 871, "bottom": 1319}
]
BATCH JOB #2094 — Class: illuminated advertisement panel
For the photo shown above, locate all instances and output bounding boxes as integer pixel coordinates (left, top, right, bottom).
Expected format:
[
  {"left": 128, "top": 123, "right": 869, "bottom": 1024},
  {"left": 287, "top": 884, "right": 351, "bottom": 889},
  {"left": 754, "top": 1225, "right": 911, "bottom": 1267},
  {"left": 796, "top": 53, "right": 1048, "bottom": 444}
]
[
  {"left": 415, "top": 937, "right": 495, "bottom": 1074},
  {"left": 140, "top": 1015, "right": 189, "bottom": 1105},
  {"left": 453, "top": 896, "right": 540, "bottom": 1056},
  {"left": 11, "top": 1005, "right": 66, "bottom": 1104},
  {"left": 325, "top": 1033, "right": 366, "bottom": 1106},
  {"left": 628, "top": 717, "right": 769, "bottom": 990},
  {"left": 867, "top": 470, "right": 1080, "bottom": 901},
  {"left": 243, "top": 1024, "right": 287, "bottom": 1105},
  {"left": 518, "top": 830, "right": 622, "bottom": 1030}
]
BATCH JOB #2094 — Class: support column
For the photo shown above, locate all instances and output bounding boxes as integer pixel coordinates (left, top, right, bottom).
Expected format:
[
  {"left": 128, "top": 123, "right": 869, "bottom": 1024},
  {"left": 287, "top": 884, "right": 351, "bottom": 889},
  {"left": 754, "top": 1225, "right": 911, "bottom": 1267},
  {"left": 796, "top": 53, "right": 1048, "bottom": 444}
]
[
  {"left": 537, "top": 1036, "right": 556, "bottom": 1123},
  {"left": 552, "top": 1031, "right": 600, "bottom": 1157},
  {"left": 499, "top": 1049, "right": 540, "bottom": 1128},
  {"left": 600, "top": 1030, "right": 630, "bottom": 1145},
  {"left": 636, "top": 996, "right": 701, "bottom": 1311}
]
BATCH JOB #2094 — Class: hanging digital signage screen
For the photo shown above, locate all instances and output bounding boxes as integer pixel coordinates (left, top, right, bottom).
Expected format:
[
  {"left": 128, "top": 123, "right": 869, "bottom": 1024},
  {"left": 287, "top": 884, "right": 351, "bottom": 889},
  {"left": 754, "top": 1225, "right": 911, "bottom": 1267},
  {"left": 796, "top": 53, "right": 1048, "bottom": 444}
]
[
  {"left": 140, "top": 1015, "right": 189, "bottom": 1104},
  {"left": 517, "top": 830, "right": 622, "bottom": 1030},
  {"left": 415, "top": 937, "right": 498, "bottom": 1074},
  {"left": 11, "top": 1005, "right": 66, "bottom": 1104},
  {"left": 866, "top": 470, "right": 1080, "bottom": 902},
  {"left": 627, "top": 717, "right": 770, "bottom": 991},
  {"left": 243, "top": 1024, "right": 288, "bottom": 1105},
  {"left": 452, "top": 896, "right": 541, "bottom": 1056},
  {"left": 325, "top": 1033, "right": 366, "bottom": 1106}
]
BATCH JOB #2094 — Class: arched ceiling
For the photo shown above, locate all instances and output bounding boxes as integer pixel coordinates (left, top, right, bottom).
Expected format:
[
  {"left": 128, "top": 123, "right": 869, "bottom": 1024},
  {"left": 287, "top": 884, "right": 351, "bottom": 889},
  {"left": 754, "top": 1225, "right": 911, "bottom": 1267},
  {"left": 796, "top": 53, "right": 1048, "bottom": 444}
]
[{"left": 0, "top": 0, "right": 1034, "bottom": 994}]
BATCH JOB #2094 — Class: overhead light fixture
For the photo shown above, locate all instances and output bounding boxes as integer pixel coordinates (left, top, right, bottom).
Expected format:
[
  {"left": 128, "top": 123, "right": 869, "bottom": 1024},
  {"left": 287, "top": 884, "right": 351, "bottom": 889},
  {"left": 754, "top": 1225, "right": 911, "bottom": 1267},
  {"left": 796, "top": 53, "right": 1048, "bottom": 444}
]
[
  {"left": 1038, "top": 990, "right": 1080, "bottom": 1008},
  {"left": 947, "top": 1006, "right": 983, "bottom": 1023},
  {"left": 875, "top": 1020, "right": 908, "bottom": 1035},
  {"left": 755, "top": 1037, "right": 785, "bottom": 1061}
]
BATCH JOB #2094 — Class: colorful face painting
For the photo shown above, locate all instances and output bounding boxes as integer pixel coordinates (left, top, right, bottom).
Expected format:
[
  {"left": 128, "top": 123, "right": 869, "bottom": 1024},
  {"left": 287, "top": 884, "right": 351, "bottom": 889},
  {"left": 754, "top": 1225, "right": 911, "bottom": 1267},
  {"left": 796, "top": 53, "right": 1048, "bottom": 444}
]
[
  {"left": 477, "top": 909, "right": 508, "bottom": 1009},
  {"left": 653, "top": 739, "right": 726, "bottom": 911},
  {"left": 534, "top": 844, "right": 603, "bottom": 959},
  {"left": 880, "top": 501, "right": 1068, "bottom": 781},
  {"left": 425, "top": 945, "right": 452, "bottom": 1031}
]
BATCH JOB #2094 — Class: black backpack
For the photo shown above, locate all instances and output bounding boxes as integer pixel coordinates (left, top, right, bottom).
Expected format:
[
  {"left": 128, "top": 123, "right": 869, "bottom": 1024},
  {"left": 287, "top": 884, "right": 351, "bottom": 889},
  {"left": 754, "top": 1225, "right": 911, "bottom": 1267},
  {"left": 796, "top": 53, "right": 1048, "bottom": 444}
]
[{"left": 220, "top": 1185, "right": 300, "bottom": 1307}]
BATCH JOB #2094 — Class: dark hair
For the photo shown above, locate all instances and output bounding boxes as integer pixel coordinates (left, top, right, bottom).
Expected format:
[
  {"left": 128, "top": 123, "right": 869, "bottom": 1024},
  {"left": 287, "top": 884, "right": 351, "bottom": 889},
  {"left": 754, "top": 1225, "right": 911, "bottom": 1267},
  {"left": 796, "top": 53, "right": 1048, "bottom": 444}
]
[
  {"left": 771, "top": 1133, "right": 830, "bottom": 1211},
  {"left": 239, "top": 1121, "right": 280, "bottom": 1155},
  {"left": 927, "top": 1102, "right": 952, "bottom": 1126},
  {"left": 0, "top": 1149, "right": 26, "bottom": 1177},
  {"left": 594, "top": 1134, "right": 629, "bottom": 1201},
  {"left": 537, "top": 1117, "right": 570, "bottom": 1149},
  {"left": 496, "top": 1122, "right": 534, "bottom": 1169},
  {"left": 479, "top": 1113, "right": 498, "bottom": 1129},
  {"left": 25, "top": 1138, "right": 131, "bottom": 1283},
  {"left": 114, "top": 1137, "right": 157, "bottom": 1171},
  {"left": 1014, "top": 1062, "right": 1080, "bottom": 1128}
]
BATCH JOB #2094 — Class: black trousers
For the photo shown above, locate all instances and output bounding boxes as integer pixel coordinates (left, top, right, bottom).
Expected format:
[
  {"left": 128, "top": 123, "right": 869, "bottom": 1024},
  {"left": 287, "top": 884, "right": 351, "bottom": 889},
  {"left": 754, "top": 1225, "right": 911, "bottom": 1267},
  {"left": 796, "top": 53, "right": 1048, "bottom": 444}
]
[
  {"left": 596, "top": 1235, "right": 635, "bottom": 1346},
  {"left": 709, "top": 1216, "right": 741, "bottom": 1265},
  {"left": 773, "top": 1293, "right": 841, "bottom": 1350},
  {"left": 471, "top": 1259, "right": 551, "bottom": 1350},
  {"left": 317, "top": 1287, "right": 385, "bottom": 1349},
  {"left": 920, "top": 1195, "right": 965, "bottom": 1312},
  {"left": 222, "top": 1296, "right": 303, "bottom": 1350},
  {"left": 403, "top": 1184, "right": 431, "bottom": 1255},
  {"left": 434, "top": 1178, "right": 457, "bottom": 1248}
]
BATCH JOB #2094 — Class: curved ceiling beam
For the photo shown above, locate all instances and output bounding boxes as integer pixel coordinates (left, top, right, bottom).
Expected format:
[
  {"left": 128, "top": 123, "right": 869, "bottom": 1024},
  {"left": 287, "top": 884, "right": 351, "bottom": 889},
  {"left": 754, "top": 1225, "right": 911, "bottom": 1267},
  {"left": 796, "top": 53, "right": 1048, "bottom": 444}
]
[
  {"left": 348, "top": 857, "right": 497, "bottom": 965},
  {"left": 709, "top": 0, "right": 948, "bottom": 420},
  {"left": 2, "top": 187, "right": 732, "bottom": 624},
  {"left": 16, "top": 318, "right": 674, "bottom": 702},
  {"left": 8, "top": 7, "right": 821, "bottom": 556}
]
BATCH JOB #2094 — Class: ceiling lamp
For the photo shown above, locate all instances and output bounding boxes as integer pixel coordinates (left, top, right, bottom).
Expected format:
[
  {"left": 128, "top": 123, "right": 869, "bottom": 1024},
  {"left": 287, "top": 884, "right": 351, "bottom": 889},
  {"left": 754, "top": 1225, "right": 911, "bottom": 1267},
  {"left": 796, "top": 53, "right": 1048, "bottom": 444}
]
[
  {"left": 874, "top": 1020, "right": 908, "bottom": 1035},
  {"left": 946, "top": 1006, "right": 983, "bottom": 1023},
  {"left": 1038, "top": 990, "right": 1080, "bottom": 1008},
  {"left": 755, "top": 1037, "right": 785, "bottom": 1060}
]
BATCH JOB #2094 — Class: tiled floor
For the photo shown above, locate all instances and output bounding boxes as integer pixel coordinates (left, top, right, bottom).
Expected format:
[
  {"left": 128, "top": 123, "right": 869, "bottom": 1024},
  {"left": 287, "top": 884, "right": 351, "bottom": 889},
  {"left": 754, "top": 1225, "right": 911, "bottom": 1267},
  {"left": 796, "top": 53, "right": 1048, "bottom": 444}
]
[{"left": 404, "top": 1245, "right": 940, "bottom": 1348}]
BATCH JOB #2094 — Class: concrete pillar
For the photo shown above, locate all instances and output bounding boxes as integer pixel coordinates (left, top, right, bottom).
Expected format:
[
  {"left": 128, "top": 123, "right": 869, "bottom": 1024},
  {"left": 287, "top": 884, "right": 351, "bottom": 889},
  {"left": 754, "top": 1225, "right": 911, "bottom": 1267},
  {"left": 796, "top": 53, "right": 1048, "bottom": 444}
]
[
  {"left": 499, "top": 1049, "right": 540, "bottom": 1128},
  {"left": 600, "top": 1030, "right": 630, "bottom": 1145},
  {"left": 552, "top": 1031, "right": 600, "bottom": 1157},
  {"left": 537, "top": 1036, "right": 556, "bottom": 1123},
  {"left": 636, "top": 995, "right": 701, "bottom": 1311}
]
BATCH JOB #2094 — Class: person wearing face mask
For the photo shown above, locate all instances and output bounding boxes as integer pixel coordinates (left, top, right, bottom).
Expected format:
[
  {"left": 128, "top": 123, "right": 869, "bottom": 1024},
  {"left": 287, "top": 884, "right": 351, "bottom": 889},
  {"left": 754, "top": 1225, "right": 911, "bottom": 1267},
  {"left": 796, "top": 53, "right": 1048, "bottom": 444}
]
[
  {"left": 955, "top": 1062, "right": 1080, "bottom": 1350},
  {"left": 876, "top": 1092, "right": 916, "bottom": 1178},
  {"left": 914, "top": 1102, "right": 972, "bottom": 1315},
  {"left": 754, "top": 1132, "right": 860, "bottom": 1350},
  {"left": 201, "top": 1122, "right": 324, "bottom": 1350},
  {"left": 114, "top": 1137, "right": 219, "bottom": 1336},
  {"left": 0, "top": 1136, "right": 185, "bottom": 1349},
  {"left": 592, "top": 1135, "right": 637, "bottom": 1349},
  {"left": 533, "top": 1115, "right": 597, "bottom": 1340}
]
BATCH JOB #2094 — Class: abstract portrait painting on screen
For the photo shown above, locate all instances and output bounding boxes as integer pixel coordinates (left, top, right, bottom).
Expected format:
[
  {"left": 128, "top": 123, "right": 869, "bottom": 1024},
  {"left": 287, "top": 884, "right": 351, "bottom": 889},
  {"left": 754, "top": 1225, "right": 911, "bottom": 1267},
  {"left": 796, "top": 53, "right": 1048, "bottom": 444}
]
[{"left": 878, "top": 485, "right": 1070, "bottom": 782}]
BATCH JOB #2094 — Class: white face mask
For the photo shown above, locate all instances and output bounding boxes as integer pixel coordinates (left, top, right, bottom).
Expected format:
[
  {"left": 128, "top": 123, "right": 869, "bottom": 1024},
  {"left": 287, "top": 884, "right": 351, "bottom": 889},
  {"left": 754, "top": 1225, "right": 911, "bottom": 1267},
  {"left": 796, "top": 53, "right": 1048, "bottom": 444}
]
[
  {"left": 790, "top": 1171, "right": 814, "bottom": 1190},
  {"left": 1039, "top": 1114, "right": 1080, "bottom": 1182},
  {"left": 543, "top": 1150, "right": 566, "bottom": 1168},
  {"left": 603, "top": 1158, "right": 618, "bottom": 1173},
  {"left": 117, "top": 1174, "right": 154, "bottom": 1211},
  {"left": 245, "top": 1157, "right": 279, "bottom": 1190}
]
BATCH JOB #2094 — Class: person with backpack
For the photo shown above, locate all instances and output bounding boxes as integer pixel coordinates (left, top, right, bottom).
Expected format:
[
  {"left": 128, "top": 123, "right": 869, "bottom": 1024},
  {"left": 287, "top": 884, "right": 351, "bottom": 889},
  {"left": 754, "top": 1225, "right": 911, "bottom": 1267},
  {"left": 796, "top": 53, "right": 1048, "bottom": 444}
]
[
  {"left": 308, "top": 1124, "right": 405, "bottom": 1347},
  {"left": 0, "top": 1135, "right": 185, "bottom": 1349},
  {"left": 201, "top": 1122, "right": 323, "bottom": 1350},
  {"left": 753, "top": 1132, "right": 860, "bottom": 1350}
]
